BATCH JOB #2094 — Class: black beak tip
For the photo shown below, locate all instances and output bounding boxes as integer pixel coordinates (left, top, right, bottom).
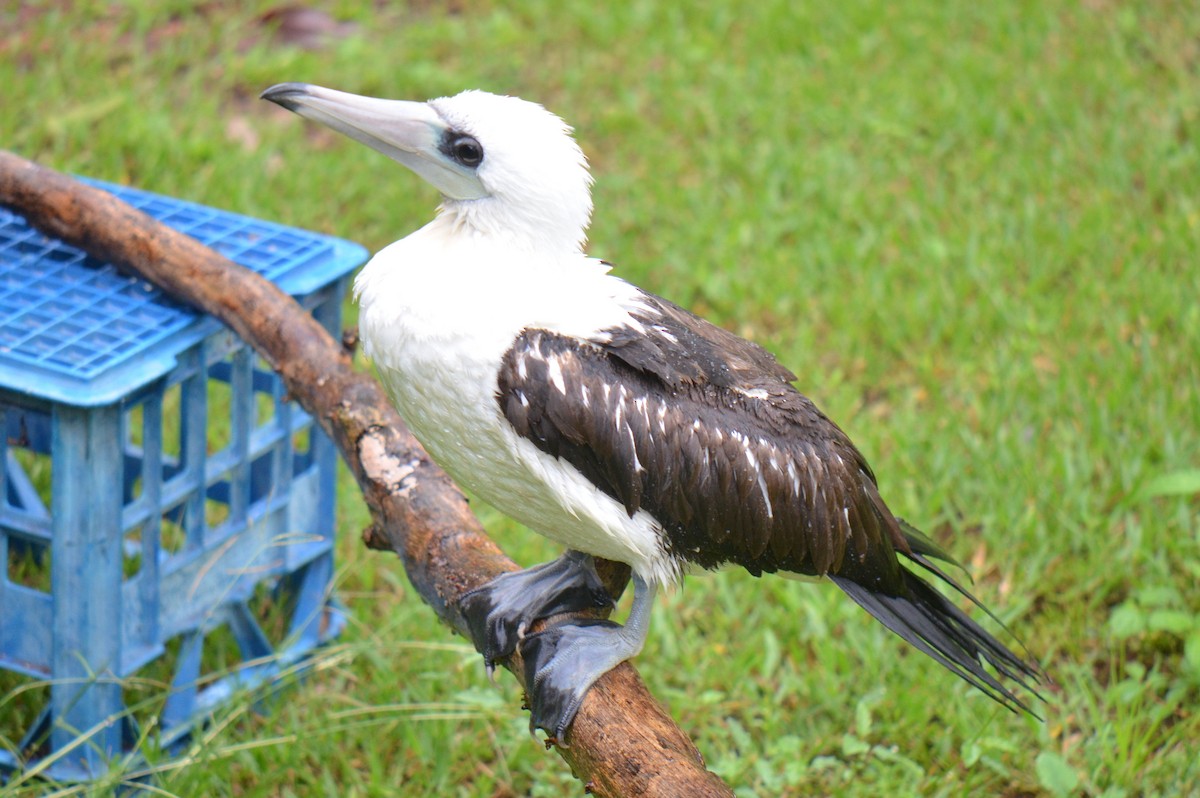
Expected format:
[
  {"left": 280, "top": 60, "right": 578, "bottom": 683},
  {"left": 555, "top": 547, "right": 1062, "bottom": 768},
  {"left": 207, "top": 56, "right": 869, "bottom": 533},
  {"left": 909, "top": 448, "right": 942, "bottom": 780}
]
[{"left": 260, "top": 82, "right": 312, "bottom": 108}]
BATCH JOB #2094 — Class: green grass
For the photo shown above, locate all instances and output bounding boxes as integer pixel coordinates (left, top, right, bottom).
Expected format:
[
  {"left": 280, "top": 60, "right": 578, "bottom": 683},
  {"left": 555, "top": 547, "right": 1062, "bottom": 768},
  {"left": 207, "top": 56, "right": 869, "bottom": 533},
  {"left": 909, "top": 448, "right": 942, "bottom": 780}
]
[{"left": 3, "top": 1, "right": 1198, "bottom": 795}]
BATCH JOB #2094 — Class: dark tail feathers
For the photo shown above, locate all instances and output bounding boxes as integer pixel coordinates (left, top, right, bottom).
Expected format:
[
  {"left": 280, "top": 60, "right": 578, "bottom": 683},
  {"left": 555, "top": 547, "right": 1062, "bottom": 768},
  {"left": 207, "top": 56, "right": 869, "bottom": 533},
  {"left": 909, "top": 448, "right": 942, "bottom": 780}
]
[{"left": 830, "top": 563, "right": 1045, "bottom": 717}]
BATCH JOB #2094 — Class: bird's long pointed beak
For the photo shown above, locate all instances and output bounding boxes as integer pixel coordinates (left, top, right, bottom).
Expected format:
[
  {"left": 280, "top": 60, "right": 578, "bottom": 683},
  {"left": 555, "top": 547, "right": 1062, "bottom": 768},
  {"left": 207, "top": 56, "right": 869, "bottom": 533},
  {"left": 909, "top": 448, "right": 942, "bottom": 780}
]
[{"left": 261, "top": 82, "right": 486, "bottom": 200}]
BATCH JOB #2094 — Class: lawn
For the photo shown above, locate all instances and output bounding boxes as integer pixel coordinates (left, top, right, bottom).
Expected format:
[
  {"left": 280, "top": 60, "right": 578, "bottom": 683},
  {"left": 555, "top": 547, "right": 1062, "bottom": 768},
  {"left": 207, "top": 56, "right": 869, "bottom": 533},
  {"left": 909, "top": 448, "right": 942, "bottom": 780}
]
[{"left": 2, "top": 1, "right": 1198, "bottom": 795}]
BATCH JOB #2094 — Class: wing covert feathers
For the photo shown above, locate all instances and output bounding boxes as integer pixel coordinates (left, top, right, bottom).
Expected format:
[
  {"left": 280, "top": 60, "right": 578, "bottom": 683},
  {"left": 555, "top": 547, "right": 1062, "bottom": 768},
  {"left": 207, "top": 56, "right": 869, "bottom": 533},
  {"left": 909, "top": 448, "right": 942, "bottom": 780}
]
[{"left": 498, "top": 327, "right": 881, "bottom": 576}]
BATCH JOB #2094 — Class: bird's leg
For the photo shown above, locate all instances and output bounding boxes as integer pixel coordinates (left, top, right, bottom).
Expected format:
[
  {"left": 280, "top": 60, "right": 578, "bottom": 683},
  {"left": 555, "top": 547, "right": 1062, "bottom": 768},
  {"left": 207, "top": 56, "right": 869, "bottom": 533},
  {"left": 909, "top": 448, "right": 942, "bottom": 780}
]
[
  {"left": 459, "top": 549, "right": 614, "bottom": 676},
  {"left": 519, "top": 573, "right": 657, "bottom": 742}
]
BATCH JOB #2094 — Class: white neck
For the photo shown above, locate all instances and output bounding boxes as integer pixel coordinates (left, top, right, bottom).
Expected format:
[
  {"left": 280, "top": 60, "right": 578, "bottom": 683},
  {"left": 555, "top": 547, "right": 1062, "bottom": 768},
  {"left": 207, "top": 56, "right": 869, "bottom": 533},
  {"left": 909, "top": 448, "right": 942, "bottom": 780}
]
[{"left": 435, "top": 193, "right": 590, "bottom": 257}]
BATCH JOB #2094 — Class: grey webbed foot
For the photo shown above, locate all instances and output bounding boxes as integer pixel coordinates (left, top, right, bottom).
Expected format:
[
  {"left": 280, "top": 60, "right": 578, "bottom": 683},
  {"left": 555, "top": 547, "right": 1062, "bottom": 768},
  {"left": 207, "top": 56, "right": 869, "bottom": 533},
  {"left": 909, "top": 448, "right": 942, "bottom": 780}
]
[
  {"left": 519, "top": 618, "right": 634, "bottom": 741},
  {"left": 518, "top": 574, "right": 657, "bottom": 741},
  {"left": 459, "top": 550, "right": 613, "bottom": 674}
]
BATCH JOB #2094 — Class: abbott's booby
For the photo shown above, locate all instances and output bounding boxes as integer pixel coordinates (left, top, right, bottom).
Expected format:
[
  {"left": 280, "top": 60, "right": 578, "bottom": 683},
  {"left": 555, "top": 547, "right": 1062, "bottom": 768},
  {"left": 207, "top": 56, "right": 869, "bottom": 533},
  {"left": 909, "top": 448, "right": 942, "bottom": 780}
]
[{"left": 262, "top": 83, "right": 1043, "bottom": 740}]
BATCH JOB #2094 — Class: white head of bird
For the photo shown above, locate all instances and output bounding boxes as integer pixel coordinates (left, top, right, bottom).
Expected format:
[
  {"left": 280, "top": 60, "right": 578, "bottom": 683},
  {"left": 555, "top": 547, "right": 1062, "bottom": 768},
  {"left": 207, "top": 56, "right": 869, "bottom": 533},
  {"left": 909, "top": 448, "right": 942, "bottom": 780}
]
[{"left": 262, "top": 84, "right": 593, "bottom": 255}]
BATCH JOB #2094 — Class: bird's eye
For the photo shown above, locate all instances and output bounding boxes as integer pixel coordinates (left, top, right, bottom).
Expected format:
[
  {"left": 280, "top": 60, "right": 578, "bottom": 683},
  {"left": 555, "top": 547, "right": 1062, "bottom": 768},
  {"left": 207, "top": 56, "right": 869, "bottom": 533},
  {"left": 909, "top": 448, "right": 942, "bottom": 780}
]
[{"left": 450, "top": 135, "right": 484, "bottom": 167}]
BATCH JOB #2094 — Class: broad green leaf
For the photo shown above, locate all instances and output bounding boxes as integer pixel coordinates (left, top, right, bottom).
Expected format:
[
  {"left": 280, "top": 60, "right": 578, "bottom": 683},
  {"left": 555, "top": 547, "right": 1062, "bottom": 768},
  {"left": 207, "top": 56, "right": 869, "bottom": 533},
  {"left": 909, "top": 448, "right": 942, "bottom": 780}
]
[
  {"left": 1126, "top": 469, "right": 1200, "bottom": 504},
  {"left": 1109, "top": 603, "right": 1146, "bottom": 638},
  {"left": 1036, "top": 751, "right": 1080, "bottom": 796},
  {"left": 841, "top": 734, "right": 871, "bottom": 757},
  {"left": 1135, "top": 584, "right": 1183, "bottom": 607},
  {"left": 962, "top": 741, "right": 982, "bottom": 767},
  {"left": 1185, "top": 633, "right": 1200, "bottom": 674},
  {"left": 1147, "top": 609, "right": 1195, "bottom": 635}
]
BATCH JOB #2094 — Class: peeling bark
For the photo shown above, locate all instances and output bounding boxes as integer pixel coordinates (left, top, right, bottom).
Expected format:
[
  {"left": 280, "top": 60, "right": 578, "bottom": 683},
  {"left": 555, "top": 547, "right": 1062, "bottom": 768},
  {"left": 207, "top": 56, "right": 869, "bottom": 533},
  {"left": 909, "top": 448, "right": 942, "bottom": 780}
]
[{"left": 0, "top": 151, "right": 734, "bottom": 798}]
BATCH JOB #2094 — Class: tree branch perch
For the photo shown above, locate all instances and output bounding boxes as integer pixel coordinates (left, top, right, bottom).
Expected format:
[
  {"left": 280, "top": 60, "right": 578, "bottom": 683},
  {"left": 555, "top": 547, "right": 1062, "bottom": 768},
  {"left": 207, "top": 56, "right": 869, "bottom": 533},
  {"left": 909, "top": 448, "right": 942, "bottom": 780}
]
[{"left": 0, "top": 151, "right": 733, "bottom": 797}]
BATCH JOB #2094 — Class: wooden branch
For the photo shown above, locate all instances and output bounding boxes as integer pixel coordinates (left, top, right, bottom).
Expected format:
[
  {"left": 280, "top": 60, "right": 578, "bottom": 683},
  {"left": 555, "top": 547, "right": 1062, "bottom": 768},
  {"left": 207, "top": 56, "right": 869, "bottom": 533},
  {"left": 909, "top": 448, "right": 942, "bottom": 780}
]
[{"left": 0, "top": 151, "right": 734, "bottom": 798}]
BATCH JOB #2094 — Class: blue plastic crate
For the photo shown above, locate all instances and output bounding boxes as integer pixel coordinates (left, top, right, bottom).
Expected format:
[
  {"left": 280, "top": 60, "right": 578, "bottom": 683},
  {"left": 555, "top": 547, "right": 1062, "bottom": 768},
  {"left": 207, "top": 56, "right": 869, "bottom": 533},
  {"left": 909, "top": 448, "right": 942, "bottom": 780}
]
[{"left": 0, "top": 178, "right": 366, "bottom": 781}]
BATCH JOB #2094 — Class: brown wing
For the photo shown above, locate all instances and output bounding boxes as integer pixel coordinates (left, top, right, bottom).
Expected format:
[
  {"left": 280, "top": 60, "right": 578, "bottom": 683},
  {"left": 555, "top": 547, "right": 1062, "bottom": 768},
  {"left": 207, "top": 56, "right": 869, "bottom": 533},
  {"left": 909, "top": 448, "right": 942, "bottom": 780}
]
[{"left": 496, "top": 312, "right": 910, "bottom": 582}]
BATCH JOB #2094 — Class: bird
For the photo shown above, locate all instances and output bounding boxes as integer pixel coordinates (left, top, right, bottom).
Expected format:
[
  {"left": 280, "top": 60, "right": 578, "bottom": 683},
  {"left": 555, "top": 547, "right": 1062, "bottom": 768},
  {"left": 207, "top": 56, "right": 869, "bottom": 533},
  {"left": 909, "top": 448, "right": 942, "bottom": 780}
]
[{"left": 261, "top": 82, "right": 1044, "bottom": 741}]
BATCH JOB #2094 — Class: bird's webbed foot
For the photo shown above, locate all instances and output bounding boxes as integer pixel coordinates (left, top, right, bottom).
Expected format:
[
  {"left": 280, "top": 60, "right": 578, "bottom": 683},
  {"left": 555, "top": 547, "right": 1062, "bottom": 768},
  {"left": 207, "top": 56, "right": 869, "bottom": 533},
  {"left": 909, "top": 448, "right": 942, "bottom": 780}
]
[
  {"left": 518, "top": 574, "right": 657, "bottom": 742},
  {"left": 519, "top": 618, "right": 637, "bottom": 742},
  {"left": 458, "top": 550, "right": 613, "bottom": 675}
]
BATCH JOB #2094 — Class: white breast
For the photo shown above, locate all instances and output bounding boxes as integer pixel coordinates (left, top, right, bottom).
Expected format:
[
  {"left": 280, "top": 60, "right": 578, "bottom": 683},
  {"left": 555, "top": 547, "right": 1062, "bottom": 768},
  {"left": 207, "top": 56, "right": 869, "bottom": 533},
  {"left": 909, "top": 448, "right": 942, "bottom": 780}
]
[{"left": 355, "top": 219, "right": 678, "bottom": 585}]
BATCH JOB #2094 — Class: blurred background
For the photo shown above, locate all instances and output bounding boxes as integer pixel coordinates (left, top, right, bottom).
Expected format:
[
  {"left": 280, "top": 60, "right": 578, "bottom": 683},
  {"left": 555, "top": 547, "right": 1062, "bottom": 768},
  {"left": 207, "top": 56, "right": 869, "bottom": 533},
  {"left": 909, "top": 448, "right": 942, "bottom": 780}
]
[{"left": 2, "top": 1, "right": 1197, "bottom": 795}]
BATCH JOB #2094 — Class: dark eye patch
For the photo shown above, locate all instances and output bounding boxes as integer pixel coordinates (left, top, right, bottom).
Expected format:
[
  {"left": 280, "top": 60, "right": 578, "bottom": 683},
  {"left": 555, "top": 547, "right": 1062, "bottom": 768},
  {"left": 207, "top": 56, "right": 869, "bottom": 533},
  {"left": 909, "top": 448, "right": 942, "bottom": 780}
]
[{"left": 441, "top": 131, "right": 484, "bottom": 168}]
